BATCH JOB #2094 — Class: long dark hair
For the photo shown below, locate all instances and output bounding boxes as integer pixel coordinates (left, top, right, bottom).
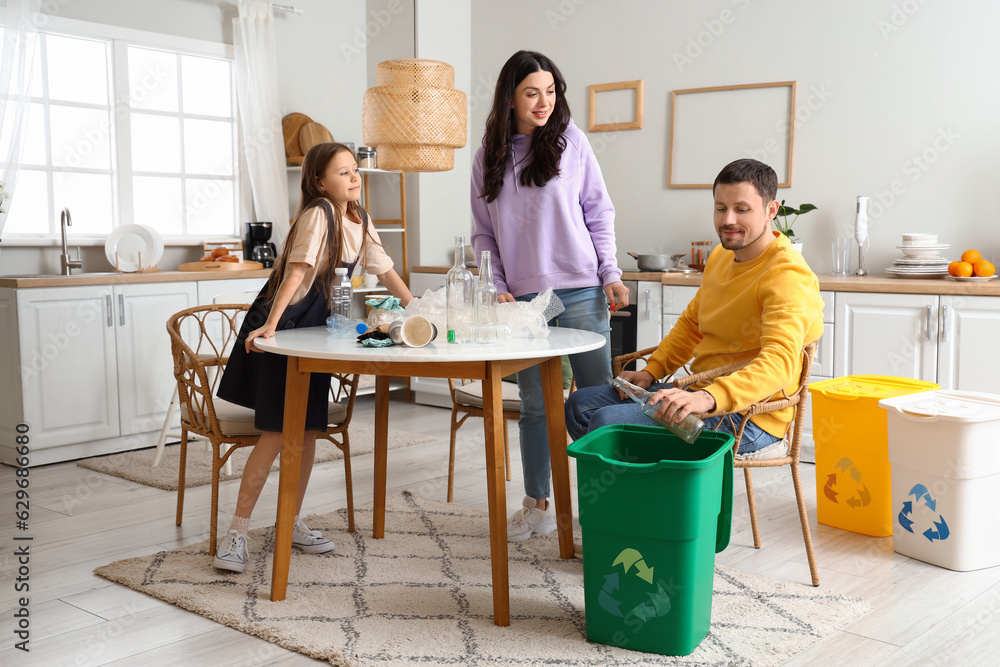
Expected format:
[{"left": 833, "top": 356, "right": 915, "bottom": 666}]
[
  {"left": 265, "top": 142, "right": 371, "bottom": 307},
  {"left": 479, "top": 50, "right": 570, "bottom": 203}
]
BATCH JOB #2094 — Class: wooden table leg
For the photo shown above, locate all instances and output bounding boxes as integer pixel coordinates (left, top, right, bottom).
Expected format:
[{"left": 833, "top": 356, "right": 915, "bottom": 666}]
[
  {"left": 270, "top": 358, "right": 310, "bottom": 602},
  {"left": 482, "top": 361, "right": 510, "bottom": 626},
  {"left": 541, "top": 356, "right": 574, "bottom": 560},
  {"left": 373, "top": 375, "right": 390, "bottom": 539}
]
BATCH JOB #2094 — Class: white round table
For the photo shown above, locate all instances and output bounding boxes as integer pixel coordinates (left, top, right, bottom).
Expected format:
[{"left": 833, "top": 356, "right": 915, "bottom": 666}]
[{"left": 256, "top": 326, "right": 606, "bottom": 626}]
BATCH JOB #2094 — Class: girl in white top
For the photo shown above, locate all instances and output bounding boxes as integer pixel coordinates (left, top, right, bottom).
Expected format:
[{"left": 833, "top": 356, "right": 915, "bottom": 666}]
[{"left": 215, "top": 142, "right": 412, "bottom": 573}]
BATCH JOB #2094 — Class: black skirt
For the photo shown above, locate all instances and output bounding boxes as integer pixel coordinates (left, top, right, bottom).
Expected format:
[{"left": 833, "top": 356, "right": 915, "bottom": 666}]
[{"left": 217, "top": 281, "right": 332, "bottom": 432}]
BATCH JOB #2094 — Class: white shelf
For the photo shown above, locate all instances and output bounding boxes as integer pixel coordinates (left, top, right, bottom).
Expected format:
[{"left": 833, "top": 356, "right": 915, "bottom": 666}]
[
  {"left": 373, "top": 225, "right": 404, "bottom": 232},
  {"left": 359, "top": 167, "right": 402, "bottom": 174}
]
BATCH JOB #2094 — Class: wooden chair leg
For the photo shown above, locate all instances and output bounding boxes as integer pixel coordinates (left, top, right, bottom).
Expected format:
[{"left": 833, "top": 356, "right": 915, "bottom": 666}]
[
  {"left": 342, "top": 435, "right": 355, "bottom": 533},
  {"left": 209, "top": 443, "right": 222, "bottom": 555},
  {"left": 743, "top": 467, "right": 762, "bottom": 549},
  {"left": 447, "top": 408, "right": 459, "bottom": 503},
  {"left": 176, "top": 429, "right": 188, "bottom": 527},
  {"left": 502, "top": 418, "right": 512, "bottom": 482},
  {"left": 791, "top": 461, "right": 821, "bottom": 586}
]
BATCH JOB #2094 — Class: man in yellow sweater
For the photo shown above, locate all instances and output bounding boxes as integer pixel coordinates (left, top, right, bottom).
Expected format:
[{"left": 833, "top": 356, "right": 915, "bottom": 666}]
[{"left": 566, "top": 158, "right": 824, "bottom": 456}]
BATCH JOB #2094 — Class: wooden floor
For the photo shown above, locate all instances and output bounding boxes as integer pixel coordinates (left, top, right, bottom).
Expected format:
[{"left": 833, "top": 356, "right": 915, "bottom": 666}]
[{"left": 2, "top": 394, "right": 999, "bottom": 666}]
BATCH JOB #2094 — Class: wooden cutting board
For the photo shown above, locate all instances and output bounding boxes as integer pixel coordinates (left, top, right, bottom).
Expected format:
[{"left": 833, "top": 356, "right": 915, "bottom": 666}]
[
  {"left": 282, "top": 112, "right": 313, "bottom": 159},
  {"left": 298, "top": 122, "right": 333, "bottom": 154},
  {"left": 178, "top": 261, "right": 265, "bottom": 271}
]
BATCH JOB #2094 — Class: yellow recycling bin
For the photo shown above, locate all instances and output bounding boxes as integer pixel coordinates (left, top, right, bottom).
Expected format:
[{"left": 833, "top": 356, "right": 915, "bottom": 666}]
[{"left": 809, "top": 375, "right": 939, "bottom": 537}]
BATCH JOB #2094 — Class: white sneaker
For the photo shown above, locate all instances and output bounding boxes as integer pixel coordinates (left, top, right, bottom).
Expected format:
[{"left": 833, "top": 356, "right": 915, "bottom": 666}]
[
  {"left": 737, "top": 438, "right": 790, "bottom": 461},
  {"left": 214, "top": 530, "right": 248, "bottom": 573},
  {"left": 507, "top": 496, "right": 556, "bottom": 542},
  {"left": 292, "top": 519, "right": 335, "bottom": 554}
]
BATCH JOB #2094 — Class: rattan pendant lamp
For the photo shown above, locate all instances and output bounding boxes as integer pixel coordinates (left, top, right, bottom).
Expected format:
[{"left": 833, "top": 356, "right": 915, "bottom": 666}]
[{"left": 362, "top": 59, "right": 467, "bottom": 172}]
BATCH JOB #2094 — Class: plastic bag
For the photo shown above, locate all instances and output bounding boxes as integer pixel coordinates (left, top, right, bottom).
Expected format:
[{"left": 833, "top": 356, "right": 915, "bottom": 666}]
[{"left": 404, "top": 287, "right": 564, "bottom": 339}]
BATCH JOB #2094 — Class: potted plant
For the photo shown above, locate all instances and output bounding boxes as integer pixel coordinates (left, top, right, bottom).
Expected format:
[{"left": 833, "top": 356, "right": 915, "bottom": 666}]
[{"left": 772, "top": 200, "right": 817, "bottom": 251}]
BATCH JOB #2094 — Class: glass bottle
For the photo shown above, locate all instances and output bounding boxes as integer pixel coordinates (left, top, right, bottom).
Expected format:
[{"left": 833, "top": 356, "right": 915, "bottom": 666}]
[
  {"left": 612, "top": 376, "right": 705, "bottom": 444},
  {"left": 474, "top": 250, "right": 499, "bottom": 342},
  {"left": 446, "top": 236, "right": 474, "bottom": 343}
]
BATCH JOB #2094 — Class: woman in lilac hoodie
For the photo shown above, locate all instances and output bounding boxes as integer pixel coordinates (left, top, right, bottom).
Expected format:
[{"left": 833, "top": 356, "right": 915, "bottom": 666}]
[{"left": 472, "top": 50, "right": 629, "bottom": 542}]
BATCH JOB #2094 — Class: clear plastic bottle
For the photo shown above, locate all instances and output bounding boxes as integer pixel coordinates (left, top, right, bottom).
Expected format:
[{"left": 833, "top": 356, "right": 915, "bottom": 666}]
[
  {"left": 612, "top": 376, "right": 705, "bottom": 444},
  {"left": 326, "top": 313, "right": 367, "bottom": 336},
  {"left": 446, "top": 236, "right": 474, "bottom": 343},
  {"left": 332, "top": 267, "right": 353, "bottom": 318}
]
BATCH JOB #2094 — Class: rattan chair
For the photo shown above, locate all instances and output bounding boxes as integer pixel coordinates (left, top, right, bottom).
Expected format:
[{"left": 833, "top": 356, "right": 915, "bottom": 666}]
[
  {"left": 613, "top": 342, "right": 820, "bottom": 586},
  {"left": 167, "top": 304, "right": 359, "bottom": 552}
]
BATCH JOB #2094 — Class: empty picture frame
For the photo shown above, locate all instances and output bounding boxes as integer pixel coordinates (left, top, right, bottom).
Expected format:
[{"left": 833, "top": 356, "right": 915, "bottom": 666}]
[
  {"left": 588, "top": 80, "right": 644, "bottom": 132},
  {"left": 668, "top": 81, "right": 797, "bottom": 188}
]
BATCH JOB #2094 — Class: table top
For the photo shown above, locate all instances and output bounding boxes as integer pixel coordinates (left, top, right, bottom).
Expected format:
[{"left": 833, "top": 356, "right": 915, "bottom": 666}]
[{"left": 255, "top": 326, "right": 607, "bottom": 362}]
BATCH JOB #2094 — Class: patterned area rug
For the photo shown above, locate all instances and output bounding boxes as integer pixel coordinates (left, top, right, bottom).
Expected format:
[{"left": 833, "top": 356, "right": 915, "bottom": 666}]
[
  {"left": 76, "top": 425, "right": 436, "bottom": 490},
  {"left": 95, "top": 493, "right": 870, "bottom": 666}
]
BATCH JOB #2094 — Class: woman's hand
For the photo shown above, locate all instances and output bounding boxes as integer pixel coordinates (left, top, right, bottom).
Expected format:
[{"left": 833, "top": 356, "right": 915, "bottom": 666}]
[
  {"left": 605, "top": 281, "right": 630, "bottom": 310},
  {"left": 498, "top": 292, "right": 516, "bottom": 303},
  {"left": 245, "top": 323, "right": 276, "bottom": 353}
]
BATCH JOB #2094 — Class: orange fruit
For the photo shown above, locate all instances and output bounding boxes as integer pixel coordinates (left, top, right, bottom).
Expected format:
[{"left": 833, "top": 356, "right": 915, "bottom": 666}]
[
  {"left": 953, "top": 262, "right": 974, "bottom": 278},
  {"left": 948, "top": 261, "right": 963, "bottom": 276},
  {"left": 961, "top": 249, "right": 981, "bottom": 264},
  {"left": 973, "top": 260, "right": 995, "bottom": 277}
]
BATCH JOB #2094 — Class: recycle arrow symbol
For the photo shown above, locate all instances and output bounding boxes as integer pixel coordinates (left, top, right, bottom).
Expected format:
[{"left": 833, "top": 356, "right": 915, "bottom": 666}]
[
  {"left": 835, "top": 457, "right": 862, "bottom": 482},
  {"left": 613, "top": 548, "right": 654, "bottom": 584},
  {"left": 923, "top": 516, "right": 950, "bottom": 543},
  {"left": 909, "top": 484, "right": 937, "bottom": 511},
  {"left": 824, "top": 474, "right": 839, "bottom": 503},
  {"left": 898, "top": 500, "right": 915, "bottom": 533},
  {"left": 846, "top": 484, "right": 872, "bottom": 508},
  {"left": 598, "top": 572, "right": 623, "bottom": 617},
  {"left": 626, "top": 582, "right": 673, "bottom": 622}
]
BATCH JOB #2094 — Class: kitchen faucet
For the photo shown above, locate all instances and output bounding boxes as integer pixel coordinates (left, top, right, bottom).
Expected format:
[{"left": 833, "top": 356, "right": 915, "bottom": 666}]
[{"left": 60, "top": 208, "right": 82, "bottom": 275}]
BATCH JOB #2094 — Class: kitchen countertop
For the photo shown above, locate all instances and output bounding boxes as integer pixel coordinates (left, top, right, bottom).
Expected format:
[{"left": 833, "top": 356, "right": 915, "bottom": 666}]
[
  {"left": 411, "top": 266, "right": 1000, "bottom": 296},
  {"left": 0, "top": 269, "right": 272, "bottom": 289}
]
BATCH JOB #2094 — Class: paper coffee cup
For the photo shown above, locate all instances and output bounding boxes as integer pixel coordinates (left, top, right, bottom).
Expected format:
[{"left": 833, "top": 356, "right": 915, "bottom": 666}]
[{"left": 400, "top": 316, "right": 438, "bottom": 347}]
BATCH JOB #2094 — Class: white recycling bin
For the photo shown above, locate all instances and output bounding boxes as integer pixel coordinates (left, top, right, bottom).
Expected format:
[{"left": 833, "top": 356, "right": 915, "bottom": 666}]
[{"left": 879, "top": 391, "right": 1000, "bottom": 571}]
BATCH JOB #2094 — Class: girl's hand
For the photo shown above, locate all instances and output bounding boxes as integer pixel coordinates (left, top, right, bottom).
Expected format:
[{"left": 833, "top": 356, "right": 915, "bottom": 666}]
[
  {"left": 498, "top": 292, "right": 516, "bottom": 303},
  {"left": 605, "top": 281, "right": 630, "bottom": 311},
  {"left": 245, "top": 324, "right": 276, "bottom": 353}
]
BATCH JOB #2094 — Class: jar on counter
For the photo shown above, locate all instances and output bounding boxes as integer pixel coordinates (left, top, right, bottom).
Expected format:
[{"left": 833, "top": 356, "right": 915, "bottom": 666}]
[
  {"left": 691, "top": 240, "right": 714, "bottom": 268},
  {"left": 358, "top": 146, "right": 376, "bottom": 169}
]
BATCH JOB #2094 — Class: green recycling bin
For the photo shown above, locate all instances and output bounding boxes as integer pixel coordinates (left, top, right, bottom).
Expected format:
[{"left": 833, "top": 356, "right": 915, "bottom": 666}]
[{"left": 567, "top": 425, "right": 734, "bottom": 656}]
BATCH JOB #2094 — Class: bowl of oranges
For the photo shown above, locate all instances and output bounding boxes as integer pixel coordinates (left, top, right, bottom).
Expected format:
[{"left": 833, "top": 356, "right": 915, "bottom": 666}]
[{"left": 948, "top": 249, "right": 996, "bottom": 281}]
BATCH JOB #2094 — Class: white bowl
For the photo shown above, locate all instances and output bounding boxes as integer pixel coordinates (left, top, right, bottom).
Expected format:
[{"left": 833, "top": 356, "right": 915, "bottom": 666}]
[
  {"left": 901, "top": 233, "right": 938, "bottom": 245},
  {"left": 897, "top": 244, "right": 949, "bottom": 258}
]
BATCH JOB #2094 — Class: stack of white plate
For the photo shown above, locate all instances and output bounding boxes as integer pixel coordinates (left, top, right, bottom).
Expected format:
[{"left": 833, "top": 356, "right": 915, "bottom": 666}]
[{"left": 886, "top": 233, "right": 949, "bottom": 278}]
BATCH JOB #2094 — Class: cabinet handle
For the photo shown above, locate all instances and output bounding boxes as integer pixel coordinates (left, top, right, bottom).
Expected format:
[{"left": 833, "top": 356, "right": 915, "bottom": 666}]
[
  {"left": 118, "top": 293, "right": 125, "bottom": 326},
  {"left": 644, "top": 289, "right": 650, "bottom": 320},
  {"left": 106, "top": 295, "right": 113, "bottom": 327},
  {"left": 925, "top": 304, "right": 931, "bottom": 341},
  {"left": 940, "top": 304, "right": 949, "bottom": 343}
]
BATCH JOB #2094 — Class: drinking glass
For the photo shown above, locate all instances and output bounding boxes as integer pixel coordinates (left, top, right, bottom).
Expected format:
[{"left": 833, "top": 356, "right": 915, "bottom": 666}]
[{"left": 831, "top": 238, "right": 852, "bottom": 275}]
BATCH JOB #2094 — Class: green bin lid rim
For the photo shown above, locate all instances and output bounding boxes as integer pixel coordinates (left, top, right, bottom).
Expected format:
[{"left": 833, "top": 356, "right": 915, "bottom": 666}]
[{"left": 567, "top": 425, "right": 735, "bottom": 472}]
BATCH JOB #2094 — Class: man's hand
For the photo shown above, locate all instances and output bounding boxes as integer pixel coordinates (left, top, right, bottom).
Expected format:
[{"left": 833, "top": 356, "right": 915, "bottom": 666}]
[
  {"left": 614, "top": 370, "right": 655, "bottom": 399},
  {"left": 647, "top": 388, "right": 716, "bottom": 424},
  {"left": 498, "top": 292, "right": 516, "bottom": 303},
  {"left": 605, "top": 281, "right": 630, "bottom": 311}
]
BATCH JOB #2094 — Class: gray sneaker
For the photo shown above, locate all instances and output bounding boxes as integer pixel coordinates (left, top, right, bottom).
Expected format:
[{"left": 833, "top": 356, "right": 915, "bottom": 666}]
[
  {"left": 214, "top": 530, "right": 248, "bottom": 573},
  {"left": 292, "top": 519, "right": 335, "bottom": 554},
  {"left": 507, "top": 496, "right": 556, "bottom": 542}
]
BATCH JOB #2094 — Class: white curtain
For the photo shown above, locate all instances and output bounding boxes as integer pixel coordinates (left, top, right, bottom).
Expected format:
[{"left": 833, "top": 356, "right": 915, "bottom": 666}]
[
  {"left": 233, "top": 1, "right": 289, "bottom": 246},
  {"left": 0, "top": 0, "right": 39, "bottom": 253}
]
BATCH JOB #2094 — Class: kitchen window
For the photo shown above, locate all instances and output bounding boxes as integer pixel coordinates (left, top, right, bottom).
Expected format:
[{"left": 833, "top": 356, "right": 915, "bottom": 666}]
[{"left": 1, "top": 18, "right": 238, "bottom": 241}]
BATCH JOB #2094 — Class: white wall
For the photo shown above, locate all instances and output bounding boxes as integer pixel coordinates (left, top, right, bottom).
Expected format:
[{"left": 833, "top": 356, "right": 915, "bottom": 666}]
[
  {"left": 413, "top": 0, "right": 472, "bottom": 268},
  {"left": 470, "top": 0, "right": 1000, "bottom": 274}
]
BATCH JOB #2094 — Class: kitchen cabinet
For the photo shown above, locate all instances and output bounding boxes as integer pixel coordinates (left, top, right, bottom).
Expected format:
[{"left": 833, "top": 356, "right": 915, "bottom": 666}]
[
  {"left": 635, "top": 281, "right": 662, "bottom": 351},
  {"left": 361, "top": 169, "right": 408, "bottom": 284},
  {"left": 834, "top": 291, "right": 1000, "bottom": 389},
  {"left": 2, "top": 281, "right": 197, "bottom": 465}
]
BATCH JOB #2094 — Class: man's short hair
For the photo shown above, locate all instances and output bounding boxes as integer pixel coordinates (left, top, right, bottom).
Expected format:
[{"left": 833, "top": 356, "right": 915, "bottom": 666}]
[{"left": 713, "top": 159, "right": 778, "bottom": 205}]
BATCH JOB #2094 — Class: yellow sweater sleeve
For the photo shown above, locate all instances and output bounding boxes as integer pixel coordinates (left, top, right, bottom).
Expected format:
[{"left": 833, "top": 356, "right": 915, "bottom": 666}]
[{"left": 642, "top": 289, "right": 702, "bottom": 381}]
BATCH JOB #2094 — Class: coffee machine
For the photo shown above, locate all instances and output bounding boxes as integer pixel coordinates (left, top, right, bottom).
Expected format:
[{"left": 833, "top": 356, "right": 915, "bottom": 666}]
[{"left": 244, "top": 222, "right": 276, "bottom": 267}]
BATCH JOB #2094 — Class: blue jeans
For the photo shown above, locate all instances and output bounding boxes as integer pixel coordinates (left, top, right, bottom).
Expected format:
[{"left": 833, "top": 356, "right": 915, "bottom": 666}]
[
  {"left": 565, "top": 383, "right": 782, "bottom": 454},
  {"left": 516, "top": 287, "right": 612, "bottom": 500}
]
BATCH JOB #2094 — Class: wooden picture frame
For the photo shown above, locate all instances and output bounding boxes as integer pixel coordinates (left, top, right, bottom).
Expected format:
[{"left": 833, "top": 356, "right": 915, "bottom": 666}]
[
  {"left": 588, "top": 80, "right": 644, "bottom": 132},
  {"left": 668, "top": 81, "right": 797, "bottom": 188}
]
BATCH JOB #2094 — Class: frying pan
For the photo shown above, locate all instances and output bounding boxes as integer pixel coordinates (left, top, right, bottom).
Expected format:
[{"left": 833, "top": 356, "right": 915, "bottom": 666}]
[{"left": 627, "top": 251, "right": 670, "bottom": 272}]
